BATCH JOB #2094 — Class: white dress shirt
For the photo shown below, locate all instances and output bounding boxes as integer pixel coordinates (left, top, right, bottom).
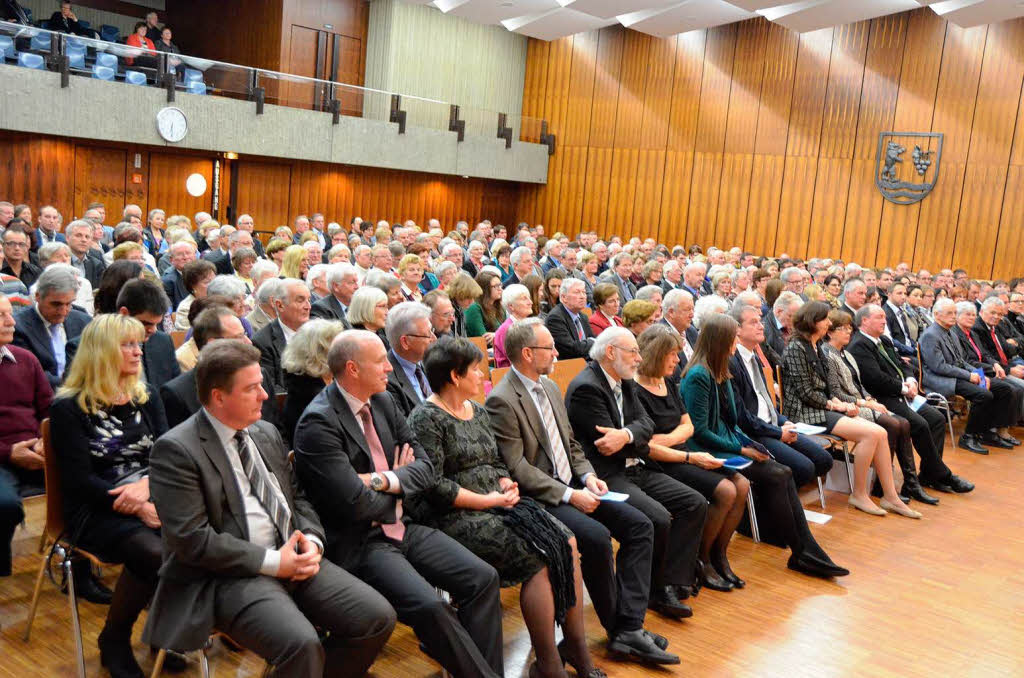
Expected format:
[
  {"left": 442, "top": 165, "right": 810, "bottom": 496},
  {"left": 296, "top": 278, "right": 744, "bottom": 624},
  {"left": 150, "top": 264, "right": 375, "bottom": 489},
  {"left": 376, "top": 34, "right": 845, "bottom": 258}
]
[
  {"left": 598, "top": 364, "right": 637, "bottom": 465},
  {"left": 736, "top": 343, "right": 772, "bottom": 422}
]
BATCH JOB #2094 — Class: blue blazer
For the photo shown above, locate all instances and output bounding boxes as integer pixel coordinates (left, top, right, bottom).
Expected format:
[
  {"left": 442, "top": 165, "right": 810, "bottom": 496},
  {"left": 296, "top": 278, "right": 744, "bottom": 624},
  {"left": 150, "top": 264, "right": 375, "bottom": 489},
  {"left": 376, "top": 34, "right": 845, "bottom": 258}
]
[{"left": 12, "top": 305, "right": 90, "bottom": 387}]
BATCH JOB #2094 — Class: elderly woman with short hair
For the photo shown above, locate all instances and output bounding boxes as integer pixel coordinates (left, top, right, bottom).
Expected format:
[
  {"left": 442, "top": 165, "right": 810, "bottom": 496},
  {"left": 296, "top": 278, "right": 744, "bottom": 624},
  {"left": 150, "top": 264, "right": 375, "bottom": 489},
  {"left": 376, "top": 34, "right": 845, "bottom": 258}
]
[
  {"left": 36, "top": 243, "right": 94, "bottom": 314},
  {"left": 230, "top": 246, "right": 258, "bottom": 294},
  {"left": 492, "top": 283, "right": 533, "bottom": 368},
  {"left": 446, "top": 272, "right": 483, "bottom": 338},
  {"left": 206, "top": 274, "right": 255, "bottom": 337},
  {"left": 398, "top": 253, "right": 424, "bottom": 302},
  {"left": 174, "top": 259, "right": 217, "bottom": 330},
  {"left": 622, "top": 299, "right": 657, "bottom": 337},
  {"left": 280, "top": 318, "right": 346, "bottom": 446},
  {"left": 346, "top": 285, "right": 390, "bottom": 349},
  {"left": 692, "top": 294, "right": 729, "bottom": 330},
  {"left": 433, "top": 260, "right": 459, "bottom": 291},
  {"left": 365, "top": 269, "right": 404, "bottom": 308}
]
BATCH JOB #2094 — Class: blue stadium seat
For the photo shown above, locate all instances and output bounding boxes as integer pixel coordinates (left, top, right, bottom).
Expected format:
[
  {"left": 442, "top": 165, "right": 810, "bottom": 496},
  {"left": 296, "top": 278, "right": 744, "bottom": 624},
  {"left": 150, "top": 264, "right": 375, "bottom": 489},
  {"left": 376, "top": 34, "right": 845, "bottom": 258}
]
[
  {"left": 0, "top": 36, "right": 15, "bottom": 60},
  {"left": 23, "top": 7, "right": 32, "bottom": 22},
  {"left": 186, "top": 80, "right": 207, "bottom": 96},
  {"left": 66, "top": 46, "right": 85, "bottom": 69},
  {"left": 92, "top": 64, "right": 114, "bottom": 81},
  {"left": 38, "top": 20, "right": 50, "bottom": 30},
  {"left": 29, "top": 32, "right": 51, "bottom": 52},
  {"left": 77, "top": 20, "right": 90, "bottom": 29},
  {"left": 99, "top": 25, "right": 118, "bottom": 43},
  {"left": 18, "top": 52, "right": 45, "bottom": 70},
  {"left": 183, "top": 68, "right": 203, "bottom": 83},
  {"left": 125, "top": 69, "right": 146, "bottom": 86},
  {"left": 95, "top": 52, "right": 116, "bottom": 70}
]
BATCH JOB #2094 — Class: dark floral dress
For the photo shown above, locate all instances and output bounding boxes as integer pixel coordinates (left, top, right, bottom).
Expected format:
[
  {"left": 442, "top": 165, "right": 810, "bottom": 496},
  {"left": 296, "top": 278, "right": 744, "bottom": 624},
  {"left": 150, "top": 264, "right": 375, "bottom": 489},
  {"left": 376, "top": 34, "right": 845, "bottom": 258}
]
[{"left": 408, "top": 400, "right": 572, "bottom": 587}]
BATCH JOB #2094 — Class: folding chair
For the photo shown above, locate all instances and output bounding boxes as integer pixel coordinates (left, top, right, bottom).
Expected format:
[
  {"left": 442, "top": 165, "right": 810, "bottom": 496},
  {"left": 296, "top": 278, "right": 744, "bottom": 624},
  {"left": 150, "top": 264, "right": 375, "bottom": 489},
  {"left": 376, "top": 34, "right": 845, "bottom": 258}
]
[
  {"left": 151, "top": 631, "right": 271, "bottom": 678},
  {"left": 23, "top": 419, "right": 121, "bottom": 678},
  {"left": 917, "top": 343, "right": 956, "bottom": 441},
  {"left": 775, "top": 365, "right": 830, "bottom": 507}
]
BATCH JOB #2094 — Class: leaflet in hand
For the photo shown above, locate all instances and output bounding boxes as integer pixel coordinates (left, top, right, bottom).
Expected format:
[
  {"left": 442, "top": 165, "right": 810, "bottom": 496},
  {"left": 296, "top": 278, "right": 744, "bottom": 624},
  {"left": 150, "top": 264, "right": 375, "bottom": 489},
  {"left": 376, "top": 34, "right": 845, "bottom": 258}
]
[
  {"left": 908, "top": 395, "right": 927, "bottom": 411},
  {"left": 792, "top": 422, "right": 826, "bottom": 436},
  {"left": 596, "top": 491, "right": 630, "bottom": 502},
  {"left": 721, "top": 456, "right": 752, "bottom": 470}
]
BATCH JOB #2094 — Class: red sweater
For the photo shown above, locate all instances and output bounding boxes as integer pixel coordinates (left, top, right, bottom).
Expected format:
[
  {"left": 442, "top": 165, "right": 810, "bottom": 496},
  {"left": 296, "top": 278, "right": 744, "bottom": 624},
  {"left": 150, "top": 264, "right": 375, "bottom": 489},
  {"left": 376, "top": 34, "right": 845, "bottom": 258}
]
[{"left": 0, "top": 345, "right": 52, "bottom": 465}]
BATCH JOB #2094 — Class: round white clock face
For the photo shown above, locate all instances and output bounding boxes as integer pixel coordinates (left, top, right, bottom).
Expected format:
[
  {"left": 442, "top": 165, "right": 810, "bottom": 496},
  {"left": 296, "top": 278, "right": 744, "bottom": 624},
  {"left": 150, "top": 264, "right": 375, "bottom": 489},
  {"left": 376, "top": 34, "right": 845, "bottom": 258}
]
[{"left": 157, "top": 107, "right": 188, "bottom": 143}]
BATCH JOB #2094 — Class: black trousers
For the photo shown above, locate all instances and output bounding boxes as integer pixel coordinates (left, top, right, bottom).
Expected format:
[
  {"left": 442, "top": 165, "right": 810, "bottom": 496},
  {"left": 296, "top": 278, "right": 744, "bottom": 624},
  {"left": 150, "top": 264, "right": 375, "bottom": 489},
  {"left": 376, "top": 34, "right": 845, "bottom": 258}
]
[
  {"left": 0, "top": 467, "right": 24, "bottom": 577},
  {"left": 880, "top": 398, "right": 952, "bottom": 484},
  {"left": 739, "top": 459, "right": 830, "bottom": 561},
  {"left": 354, "top": 524, "right": 503, "bottom": 678},
  {"left": 546, "top": 498, "right": 653, "bottom": 636},
  {"left": 605, "top": 465, "right": 707, "bottom": 589},
  {"left": 956, "top": 378, "right": 1016, "bottom": 432}
]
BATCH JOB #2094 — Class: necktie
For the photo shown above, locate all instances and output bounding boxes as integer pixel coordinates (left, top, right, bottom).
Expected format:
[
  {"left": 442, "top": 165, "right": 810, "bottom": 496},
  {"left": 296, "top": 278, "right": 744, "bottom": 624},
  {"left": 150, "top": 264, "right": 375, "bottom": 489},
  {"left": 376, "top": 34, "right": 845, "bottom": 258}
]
[
  {"left": 573, "top": 315, "right": 585, "bottom": 340},
  {"left": 897, "top": 308, "right": 909, "bottom": 340},
  {"left": 357, "top": 405, "right": 405, "bottom": 540},
  {"left": 532, "top": 384, "right": 572, "bottom": 484},
  {"left": 612, "top": 383, "right": 624, "bottom": 426},
  {"left": 233, "top": 431, "right": 291, "bottom": 544},
  {"left": 877, "top": 340, "right": 903, "bottom": 379},
  {"left": 750, "top": 354, "right": 778, "bottom": 425},
  {"left": 966, "top": 332, "right": 984, "bottom": 361},
  {"left": 49, "top": 323, "right": 65, "bottom": 376},
  {"left": 413, "top": 364, "right": 431, "bottom": 399},
  {"left": 991, "top": 327, "right": 1008, "bottom": 364},
  {"left": 620, "top": 279, "right": 633, "bottom": 302}
]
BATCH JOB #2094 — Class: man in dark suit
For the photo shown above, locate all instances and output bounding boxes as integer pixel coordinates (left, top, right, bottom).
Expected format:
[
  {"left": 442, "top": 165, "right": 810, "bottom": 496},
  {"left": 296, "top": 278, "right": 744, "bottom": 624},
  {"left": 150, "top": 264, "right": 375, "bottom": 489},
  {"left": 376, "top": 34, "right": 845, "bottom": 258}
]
[
  {"left": 144, "top": 341, "right": 396, "bottom": 676},
  {"left": 954, "top": 300, "right": 1024, "bottom": 427},
  {"left": 310, "top": 263, "right": 356, "bottom": 328},
  {"left": 728, "top": 304, "right": 832, "bottom": 486},
  {"left": 883, "top": 282, "right": 916, "bottom": 356},
  {"left": 235, "top": 214, "right": 266, "bottom": 259},
  {"left": 847, "top": 304, "right": 974, "bottom": 495},
  {"left": 920, "top": 299, "right": 1016, "bottom": 453},
  {"left": 763, "top": 291, "right": 800, "bottom": 364},
  {"left": 566, "top": 327, "right": 707, "bottom": 621},
  {"left": 602, "top": 253, "right": 637, "bottom": 304},
  {"left": 660, "top": 289, "right": 698, "bottom": 378},
  {"left": 1, "top": 226, "right": 42, "bottom": 289},
  {"left": 838, "top": 278, "right": 867, "bottom": 322},
  {"left": 502, "top": 246, "right": 535, "bottom": 289},
  {"left": 975, "top": 297, "right": 1024, "bottom": 372},
  {"left": 12, "top": 266, "right": 90, "bottom": 388},
  {"left": 680, "top": 262, "right": 705, "bottom": 301},
  {"left": 545, "top": 278, "right": 594, "bottom": 360},
  {"left": 293, "top": 330, "right": 504, "bottom": 678},
  {"left": 660, "top": 261, "right": 683, "bottom": 294},
  {"left": 488, "top": 319, "right": 678, "bottom": 664},
  {"left": 33, "top": 206, "right": 66, "bottom": 251},
  {"left": 161, "top": 241, "right": 193, "bottom": 313},
  {"left": 65, "top": 219, "right": 106, "bottom": 289},
  {"left": 383, "top": 302, "right": 435, "bottom": 417},
  {"left": 253, "top": 279, "right": 310, "bottom": 392}
]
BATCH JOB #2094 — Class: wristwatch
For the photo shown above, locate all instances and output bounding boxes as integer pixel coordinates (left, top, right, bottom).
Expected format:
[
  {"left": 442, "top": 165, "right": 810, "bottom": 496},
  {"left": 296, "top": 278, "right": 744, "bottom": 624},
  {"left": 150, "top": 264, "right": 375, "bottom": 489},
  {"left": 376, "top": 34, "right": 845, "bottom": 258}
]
[{"left": 370, "top": 472, "right": 386, "bottom": 491}]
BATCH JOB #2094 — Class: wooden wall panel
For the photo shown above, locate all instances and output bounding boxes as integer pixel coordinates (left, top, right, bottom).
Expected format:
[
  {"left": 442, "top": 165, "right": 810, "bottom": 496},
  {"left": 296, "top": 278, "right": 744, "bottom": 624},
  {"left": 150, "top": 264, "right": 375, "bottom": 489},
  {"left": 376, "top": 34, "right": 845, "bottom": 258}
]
[
  {"left": 73, "top": 146, "right": 128, "bottom": 220},
  {"left": 520, "top": 12, "right": 1024, "bottom": 278},
  {"left": 235, "top": 162, "right": 293, "bottom": 229},
  {"left": 148, "top": 154, "right": 216, "bottom": 220}
]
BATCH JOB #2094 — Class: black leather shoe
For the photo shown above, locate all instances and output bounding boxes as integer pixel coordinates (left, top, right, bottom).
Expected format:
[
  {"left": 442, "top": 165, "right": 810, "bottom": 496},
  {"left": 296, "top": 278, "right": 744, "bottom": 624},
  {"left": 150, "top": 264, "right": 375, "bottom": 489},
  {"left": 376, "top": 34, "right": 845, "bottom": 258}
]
[
  {"left": 981, "top": 433, "right": 1014, "bottom": 449},
  {"left": 98, "top": 627, "right": 144, "bottom": 678},
  {"left": 904, "top": 482, "right": 939, "bottom": 505},
  {"left": 946, "top": 474, "right": 974, "bottom": 493},
  {"left": 642, "top": 630, "right": 669, "bottom": 650},
  {"left": 721, "top": 570, "right": 746, "bottom": 589},
  {"left": 648, "top": 586, "right": 693, "bottom": 619},
  {"left": 64, "top": 559, "right": 113, "bottom": 605},
  {"left": 958, "top": 434, "right": 989, "bottom": 454},
  {"left": 787, "top": 553, "right": 850, "bottom": 579},
  {"left": 1000, "top": 434, "right": 1021, "bottom": 446},
  {"left": 921, "top": 478, "right": 955, "bottom": 493},
  {"left": 699, "top": 559, "right": 733, "bottom": 592},
  {"left": 607, "top": 629, "right": 680, "bottom": 665}
]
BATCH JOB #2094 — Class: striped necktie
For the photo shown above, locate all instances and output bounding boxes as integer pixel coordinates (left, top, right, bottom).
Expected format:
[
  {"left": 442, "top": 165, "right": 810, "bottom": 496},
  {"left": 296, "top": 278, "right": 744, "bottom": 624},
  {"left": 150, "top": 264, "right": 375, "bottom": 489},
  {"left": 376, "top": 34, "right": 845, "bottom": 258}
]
[
  {"left": 233, "top": 430, "right": 291, "bottom": 544},
  {"left": 532, "top": 383, "right": 572, "bottom": 484}
]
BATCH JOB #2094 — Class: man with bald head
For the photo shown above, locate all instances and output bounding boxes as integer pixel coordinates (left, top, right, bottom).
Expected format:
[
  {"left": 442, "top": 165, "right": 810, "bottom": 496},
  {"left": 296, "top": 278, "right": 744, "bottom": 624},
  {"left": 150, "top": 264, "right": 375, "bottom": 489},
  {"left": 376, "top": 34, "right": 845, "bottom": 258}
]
[
  {"left": 294, "top": 330, "right": 504, "bottom": 678},
  {"left": 236, "top": 214, "right": 266, "bottom": 258}
]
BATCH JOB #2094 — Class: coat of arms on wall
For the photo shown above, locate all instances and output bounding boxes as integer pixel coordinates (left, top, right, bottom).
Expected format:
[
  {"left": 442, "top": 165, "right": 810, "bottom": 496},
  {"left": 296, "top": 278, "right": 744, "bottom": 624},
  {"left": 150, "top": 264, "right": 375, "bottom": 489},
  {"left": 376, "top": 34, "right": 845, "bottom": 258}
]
[{"left": 876, "top": 132, "right": 943, "bottom": 205}]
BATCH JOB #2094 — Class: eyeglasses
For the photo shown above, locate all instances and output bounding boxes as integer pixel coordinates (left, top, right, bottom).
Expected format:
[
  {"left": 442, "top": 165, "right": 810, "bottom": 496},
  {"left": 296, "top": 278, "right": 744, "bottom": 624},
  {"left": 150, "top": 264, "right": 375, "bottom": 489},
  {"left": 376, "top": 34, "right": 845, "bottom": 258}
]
[
  {"left": 2, "top": 241, "right": 27, "bottom": 249},
  {"left": 611, "top": 345, "right": 641, "bottom": 356},
  {"left": 407, "top": 331, "right": 436, "bottom": 340},
  {"left": 527, "top": 345, "right": 555, "bottom": 351}
]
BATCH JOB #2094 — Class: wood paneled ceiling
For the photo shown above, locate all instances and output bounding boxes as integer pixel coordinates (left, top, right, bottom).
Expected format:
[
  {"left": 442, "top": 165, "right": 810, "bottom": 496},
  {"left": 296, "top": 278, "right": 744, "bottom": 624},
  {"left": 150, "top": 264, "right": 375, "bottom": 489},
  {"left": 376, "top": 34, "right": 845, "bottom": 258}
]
[{"left": 404, "top": 0, "right": 1024, "bottom": 39}]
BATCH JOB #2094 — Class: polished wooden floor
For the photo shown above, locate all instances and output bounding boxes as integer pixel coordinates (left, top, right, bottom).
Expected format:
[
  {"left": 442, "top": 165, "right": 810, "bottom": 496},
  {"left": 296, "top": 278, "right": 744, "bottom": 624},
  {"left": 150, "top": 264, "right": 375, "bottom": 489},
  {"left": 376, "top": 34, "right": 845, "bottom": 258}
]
[{"left": 2, "top": 430, "right": 1022, "bottom": 678}]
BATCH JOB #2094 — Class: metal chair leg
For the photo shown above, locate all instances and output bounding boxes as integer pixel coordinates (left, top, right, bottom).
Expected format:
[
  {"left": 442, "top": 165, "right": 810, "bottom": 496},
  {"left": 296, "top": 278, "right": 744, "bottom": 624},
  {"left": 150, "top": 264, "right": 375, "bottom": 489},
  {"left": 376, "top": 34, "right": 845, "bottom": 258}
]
[
  {"left": 200, "top": 647, "right": 211, "bottom": 678},
  {"left": 150, "top": 648, "right": 166, "bottom": 678},
  {"left": 841, "top": 441, "right": 854, "bottom": 494},
  {"left": 746, "top": 490, "right": 760, "bottom": 543},
  {"left": 22, "top": 547, "right": 50, "bottom": 641},
  {"left": 816, "top": 476, "right": 826, "bottom": 510},
  {"left": 65, "top": 555, "right": 87, "bottom": 678}
]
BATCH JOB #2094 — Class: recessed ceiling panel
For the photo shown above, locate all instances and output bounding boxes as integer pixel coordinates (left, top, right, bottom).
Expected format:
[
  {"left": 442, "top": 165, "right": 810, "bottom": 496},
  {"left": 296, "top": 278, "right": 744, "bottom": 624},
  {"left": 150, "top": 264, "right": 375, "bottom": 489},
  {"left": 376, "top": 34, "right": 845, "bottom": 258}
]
[
  {"left": 562, "top": 0, "right": 681, "bottom": 20},
  {"left": 624, "top": 0, "right": 755, "bottom": 37},
  {"left": 932, "top": 0, "right": 1024, "bottom": 27},
  {"left": 767, "top": 0, "right": 922, "bottom": 32},
  {"left": 506, "top": 7, "right": 619, "bottom": 40}
]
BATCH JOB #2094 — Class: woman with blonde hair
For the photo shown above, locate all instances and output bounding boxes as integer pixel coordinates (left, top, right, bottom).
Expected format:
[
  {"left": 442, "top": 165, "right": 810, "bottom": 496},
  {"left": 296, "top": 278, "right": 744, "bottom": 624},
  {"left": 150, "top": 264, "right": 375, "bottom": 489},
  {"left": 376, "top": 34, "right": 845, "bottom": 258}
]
[
  {"left": 279, "top": 244, "right": 308, "bottom": 280},
  {"left": 398, "top": 253, "right": 425, "bottom": 302},
  {"left": 347, "top": 285, "right": 390, "bottom": 348},
  {"left": 51, "top": 314, "right": 170, "bottom": 678},
  {"left": 622, "top": 299, "right": 657, "bottom": 336},
  {"left": 280, "top": 318, "right": 346, "bottom": 445}
]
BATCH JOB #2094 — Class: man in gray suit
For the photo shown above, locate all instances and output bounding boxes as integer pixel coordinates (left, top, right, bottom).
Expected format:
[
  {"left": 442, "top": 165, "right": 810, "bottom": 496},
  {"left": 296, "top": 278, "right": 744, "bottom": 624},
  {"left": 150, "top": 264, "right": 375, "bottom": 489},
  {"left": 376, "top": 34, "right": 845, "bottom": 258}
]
[
  {"left": 600, "top": 252, "right": 637, "bottom": 303},
  {"left": 486, "top": 319, "right": 677, "bottom": 665},
  {"left": 144, "top": 341, "right": 396, "bottom": 677},
  {"left": 919, "top": 297, "right": 1017, "bottom": 454}
]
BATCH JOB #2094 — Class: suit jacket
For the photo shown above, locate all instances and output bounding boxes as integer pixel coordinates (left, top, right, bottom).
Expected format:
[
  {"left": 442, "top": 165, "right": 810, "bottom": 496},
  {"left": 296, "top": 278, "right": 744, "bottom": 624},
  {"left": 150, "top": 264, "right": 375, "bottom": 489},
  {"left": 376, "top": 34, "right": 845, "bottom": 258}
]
[
  {"left": 822, "top": 345, "right": 876, "bottom": 419},
  {"left": 545, "top": 303, "right": 595, "bottom": 360},
  {"left": 253, "top": 320, "right": 287, "bottom": 392},
  {"left": 762, "top": 314, "right": 786, "bottom": 360},
  {"left": 883, "top": 302, "right": 914, "bottom": 354},
  {"left": 12, "top": 306, "right": 90, "bottom": 388},
  {"left": 972, "top": 316, "right": 1015, "bottom": 368},
  {"left": 385, "top": 349, "right": 424, "bottom": 417},
  {"left": 918, "top": 322, "right": 973, "bottom": 397},
  {"left": 33, "top": 230, "right": 66, "bottom": 249},
  {"left": 951, "top": 325, "right": 995, "bottom": 375},
  {"left": 486, "top": 369, "right": 595, "bottom": 506},
  {"left": 847, "top": 331, "right": 908, "bottom": 402},
  {"left": 162, "top": 268, "right": 188, "bottom": 313},
  {"left": 461, "top": 259, "right": 482, "bottom": 277},
  {"left": 839, "top": 304, "right": 857, "bottom": 321},
  {"left": 728, "top": 351, "right": 784, "bottom": 438},
  {"left": 143, "top": 410, "right": 323, "bottom": 651},
  {"left": 245, "top": 305, "right": 273, "bottom": 334},
  {"left": 76, "top": 254, "right": 106, "bottom": 289},
  {"left": 310, "top": 294, "right": 352, "bottom": 328},
  {"left": 779, "top": 336, "right": 832, "bottom": 427},
  {"left": 202, "top": 249, "right": 233, "bottom": 275},
  {"left": 659, "top": 318, "right": 698, "bottom": 379},
  {"left": 292, "top": 383, "right": 434, "bottom": 568},
  {"left": 681, "top": 283, "right": 703, "bottom": 300},
  {"left": 161, "top": 366, "right": 280, "bottom": 431},
  {"left": 565, "top": 361, "right": 654, "bottom": 478},
  {"left": 601, "top": 273, "right": 637, "bottom": 304},
  {"left": 502, "top": 271, "right": 521, "bottom": 288}
]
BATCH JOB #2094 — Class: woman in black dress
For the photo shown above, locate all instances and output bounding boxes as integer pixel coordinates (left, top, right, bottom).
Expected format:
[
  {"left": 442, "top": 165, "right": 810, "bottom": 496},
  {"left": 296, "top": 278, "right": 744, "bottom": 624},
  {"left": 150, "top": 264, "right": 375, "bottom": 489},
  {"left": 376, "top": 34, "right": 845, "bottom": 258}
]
[
  {"left": 408, "top": 337, "right": 604, "bottom": 678},
  {"left": 280, "top": 318, "right": 345, "bottom": 446},
  {"left": 635, "top": 325, "right": 749, "bottom": 591},
  {"left": 51, "top": 314, "right": 169, "bottom": 678}
]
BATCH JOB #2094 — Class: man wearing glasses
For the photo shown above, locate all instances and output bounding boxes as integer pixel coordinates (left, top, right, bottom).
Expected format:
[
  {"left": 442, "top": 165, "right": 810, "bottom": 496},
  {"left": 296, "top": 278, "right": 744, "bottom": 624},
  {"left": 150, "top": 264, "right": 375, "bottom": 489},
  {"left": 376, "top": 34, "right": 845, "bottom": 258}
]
[
  {"left": 1, "top": 226, "right": 41, "bottom": 288},
  {"left": 384, "top": 302, "right": 436, "bottom": 416},
  {"left": 423, "top": 289, "right": 459, "bottom": 337},
  {"left": 566, "top": 327, "right": 707, "bottom": 621}
]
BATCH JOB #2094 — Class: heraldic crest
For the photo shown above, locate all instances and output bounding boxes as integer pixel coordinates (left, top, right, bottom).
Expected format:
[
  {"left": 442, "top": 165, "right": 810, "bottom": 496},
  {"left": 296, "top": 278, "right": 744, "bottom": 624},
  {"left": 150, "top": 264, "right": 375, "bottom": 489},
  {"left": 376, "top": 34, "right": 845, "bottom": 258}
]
[{"left": 876, "top": 131, "right": 943, "bottom": 205}]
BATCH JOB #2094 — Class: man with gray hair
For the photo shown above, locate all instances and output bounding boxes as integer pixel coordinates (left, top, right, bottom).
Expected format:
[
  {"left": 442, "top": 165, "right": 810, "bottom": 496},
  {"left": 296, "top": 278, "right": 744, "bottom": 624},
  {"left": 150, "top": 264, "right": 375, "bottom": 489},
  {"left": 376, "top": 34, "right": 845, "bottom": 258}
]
[
  {"left": 567, "top": 326, "right": 707, "bottom": 621},
  {"left": 952, "top": 300, "right": 1024, "bottom": 428},
  {"left": 545, "top": 277, "right": 594, "bottom": 359},
  {"left": 13, "top": 264, "right": 90, "bottom": 387},
  {"left": 311, "top": 263, "right": 357, "bottom": 328},
  {"left": 247, "top": 277, "right": 283, "bottom": 334},
  {"left": 384, "top": 301, "right": 436, "bottom": 416},
  {"left": 660, "top": 289, "right": 697, "bottom": 377},
  {"left": 919, "top": 297, "right": 1017, "bottom": 453},
  {"left": 839, "top": 278, "right": 867, "bottom": 321},
  {"left": 161, "top": 240, "right": 196, "bottom": 311},
  {"left": 235, "top": 213, "right": 266, "bottom": 258},
  {"left": 64, "top": 219, "right": 105, "bottom": 287},
  {"left": 764, "top": 291, "right": 801, "bottom": 363},
  {"left": 306, "top": 263, "right": 330, "bottom": 302},
  {"left": 660, "top": 260, "right": 683, "bottom": 293},
  {"left": 539, "top": 239, "right": 564, "bottom": 274},
  {"left": 780, "top": 267, "right": 806, "bottom": 300},
  {"left": 603, "top": 252, "right": 637, "bottom": 304},
  {"left": 504, "top": 245, "right": 535, "bottom": 287}
]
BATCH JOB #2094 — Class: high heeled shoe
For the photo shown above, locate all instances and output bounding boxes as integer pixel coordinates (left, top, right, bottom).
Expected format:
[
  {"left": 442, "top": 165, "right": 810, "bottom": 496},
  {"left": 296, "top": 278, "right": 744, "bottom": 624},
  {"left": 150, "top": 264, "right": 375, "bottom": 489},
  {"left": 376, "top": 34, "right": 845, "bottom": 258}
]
[
  {"left": 848, "top": 496, "right": 887, "bottom": 516},
  {"left": 880, "top": 498, "right": 922, "bottom": 519}
]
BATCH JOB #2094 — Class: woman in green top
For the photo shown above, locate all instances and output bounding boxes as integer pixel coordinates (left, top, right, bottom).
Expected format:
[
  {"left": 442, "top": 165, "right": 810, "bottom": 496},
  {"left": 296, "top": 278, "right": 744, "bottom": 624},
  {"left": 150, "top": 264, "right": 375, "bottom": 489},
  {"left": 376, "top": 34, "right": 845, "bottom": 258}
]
[
  {"left": 680, "top": 314, "right": 848, "bottom": 580},
  {"left": 464, "top": 270, "right": 506, "bottom": 341}
]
